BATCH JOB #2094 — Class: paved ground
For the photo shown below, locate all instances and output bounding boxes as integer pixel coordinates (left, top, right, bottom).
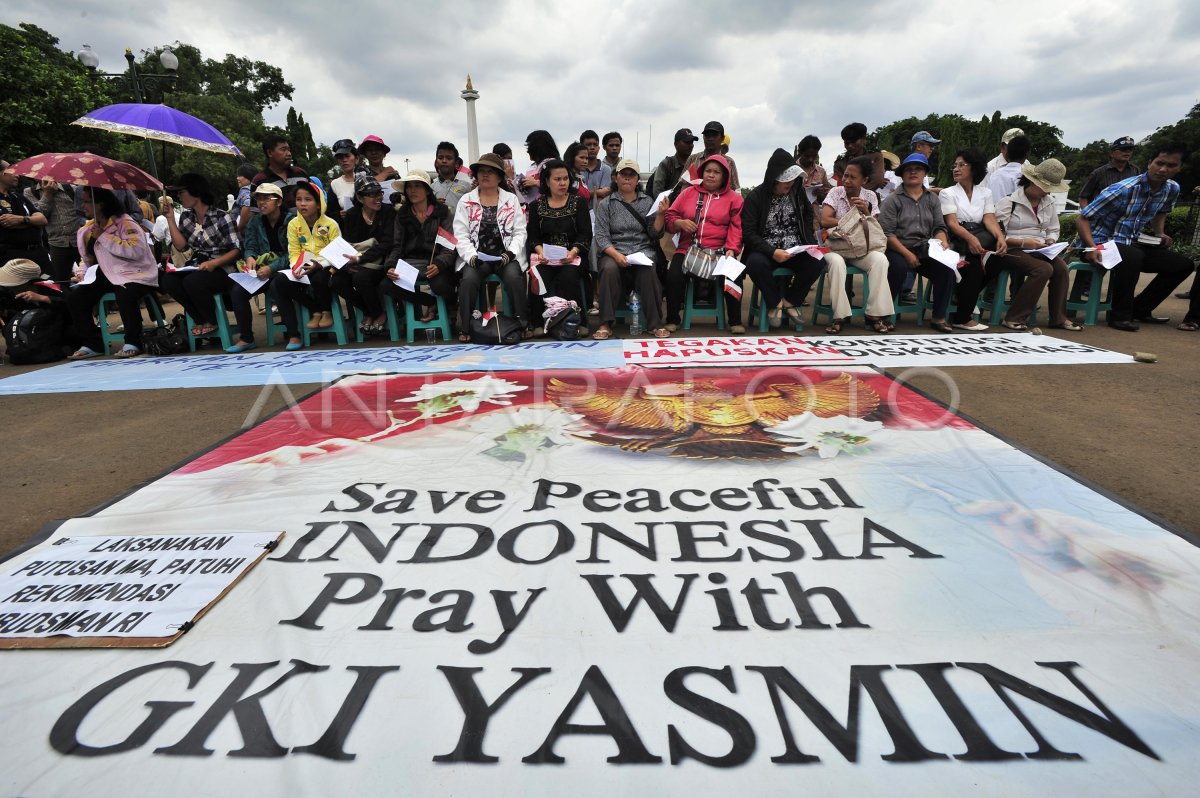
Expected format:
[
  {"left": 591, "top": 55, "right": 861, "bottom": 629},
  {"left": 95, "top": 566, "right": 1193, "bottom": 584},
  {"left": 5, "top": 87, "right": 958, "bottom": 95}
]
[{"left": 3, "top": 283, "right": 1196, "bottom": 557}]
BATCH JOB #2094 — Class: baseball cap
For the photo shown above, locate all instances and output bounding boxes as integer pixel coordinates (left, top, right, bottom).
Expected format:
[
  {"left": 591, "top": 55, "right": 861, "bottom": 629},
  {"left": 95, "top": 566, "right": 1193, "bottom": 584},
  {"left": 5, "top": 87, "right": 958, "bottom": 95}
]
[
  {"left": 1112, "top": 136, "right": 1136, "bottom": 150},
  {"left": 674, "top": 128, "right": 698, "bottom": 142},
  {"left": 1001, "top": 128, "right": 1025, "bottom": 144},
  {"left": 702, "top": 121, "right": 724, "bottom": 136},
  {"left": 252, "top": 182, "right": 283, "bottom": 198},
  {"left": 332, "top": 138, "right": 357, "bottom": 156},
  {"left": 614, "top": 158, "right": 641, "bottom": 174},
  {"left": 911, "top": 131, "right": 941, "bottom": 145}
]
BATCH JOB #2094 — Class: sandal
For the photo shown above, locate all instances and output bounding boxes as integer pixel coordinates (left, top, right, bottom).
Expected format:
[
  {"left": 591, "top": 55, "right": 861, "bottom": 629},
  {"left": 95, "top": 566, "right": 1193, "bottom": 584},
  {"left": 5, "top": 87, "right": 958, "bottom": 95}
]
[
  {"left": 419, "top": 306, "right": 437, "bottom": 323},
  {"left": 193, "top": 323, "right": 217, "bottom": 336},
  {"left": 824, "top": 318, "right": 846, "bottom": 334},
  {"left": 1050, "top": 320, "right": 1084, "bottom": 332},
  {"left": 68, "top": 346, "right": 100, "bottom": 360},
  {"left": 930, "top": 320, "right": 954, "bottom": 333},
  {"left": 592, "top": 326, "right": 613, "bottom": 340},
  {"left": 868, "top": 317, "right": 893, "bottom": 334},
  {"left": 652, "top": 327, "right": 671, "bottom": 338},
  {"left": 1178, "top": 320, "right": 1199, "bottom": 332},
  {"left": 1001, "top": 320, "right": 1029, "bottom": 331},
  {"left": 457, "top": 333, "right": 471, "bottom": 343},
  {"left": 114, "top": 345, "right": 142, "bottom": 358}
]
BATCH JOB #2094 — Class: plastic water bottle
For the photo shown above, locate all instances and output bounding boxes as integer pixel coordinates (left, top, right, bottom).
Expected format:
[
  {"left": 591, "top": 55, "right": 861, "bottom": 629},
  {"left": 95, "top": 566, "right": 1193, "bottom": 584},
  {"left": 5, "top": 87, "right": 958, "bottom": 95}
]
[{"left": 628, "top": 291, "right": 642, "bottom": 336}]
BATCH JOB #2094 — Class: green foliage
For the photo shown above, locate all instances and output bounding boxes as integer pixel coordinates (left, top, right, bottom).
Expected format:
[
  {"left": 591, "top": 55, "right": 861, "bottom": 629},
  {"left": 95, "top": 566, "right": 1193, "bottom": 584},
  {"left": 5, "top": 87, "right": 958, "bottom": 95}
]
[
  {"left": 1059, "top": 213, "right": 1079, "bottom": 245},
  {"left": 871, "top": 111, "right": 1069, "bottom": 186},
  {"left": 1139, "top": 102, "right": 1200, "bottom": 195},
  {"left": 0, "top": 23, "right": 118, "bottom": 159}
]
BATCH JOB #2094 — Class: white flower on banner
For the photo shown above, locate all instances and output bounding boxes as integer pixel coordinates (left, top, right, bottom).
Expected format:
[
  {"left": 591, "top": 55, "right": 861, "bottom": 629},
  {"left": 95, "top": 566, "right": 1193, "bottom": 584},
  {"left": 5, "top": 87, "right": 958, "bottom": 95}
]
[
  {"left": 767, "top": 413, "right": 886, "bottom": 459},
  {"left": 469, "top": 407, "right": 591, "bottom": 463},
  {"left": 398, "top": 376, "right": 526, "bottom": 417}
]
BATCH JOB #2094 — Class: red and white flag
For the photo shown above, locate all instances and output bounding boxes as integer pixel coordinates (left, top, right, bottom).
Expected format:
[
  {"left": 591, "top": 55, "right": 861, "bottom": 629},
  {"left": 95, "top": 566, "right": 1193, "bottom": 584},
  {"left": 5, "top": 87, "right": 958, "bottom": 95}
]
[
  {"left": 528, "top": 263, "right": 547, "bottom": 296},
  {"left": 481, "top": 308, "right": 497, "bottom": 323},
  {"left": 723, "top": 276, "right": 743, "bottom": 300},
  {"left": 435, "top": 227, "right": 458, "bottom": 250},
  {"left": 292, "top": 250, "right": 311, "bottom": 277}
]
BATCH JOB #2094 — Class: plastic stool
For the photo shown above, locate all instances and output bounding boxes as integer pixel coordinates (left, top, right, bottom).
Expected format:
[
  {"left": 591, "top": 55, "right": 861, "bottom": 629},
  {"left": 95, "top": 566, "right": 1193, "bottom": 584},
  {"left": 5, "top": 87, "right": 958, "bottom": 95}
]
[
  {"left": 682, "top": 278, "right": 727, "bottom": 330},
  {"left": 300, "top": 298, "right": 349, "bottom": 346},
  {"left": 810, "top": 265, "right": 868, "bottom": 329},
  {"left": 186, "top": 294, "right": 238, "bottom": 351},
  {"left": 1065, "top": 261, "right": 1112, "bottom": 325},
  {"left": 403, "top": 279, "right": 452, "bottom": 343},
  {"left": 98, "top": 292, "right": 165, "bottom": 353}
]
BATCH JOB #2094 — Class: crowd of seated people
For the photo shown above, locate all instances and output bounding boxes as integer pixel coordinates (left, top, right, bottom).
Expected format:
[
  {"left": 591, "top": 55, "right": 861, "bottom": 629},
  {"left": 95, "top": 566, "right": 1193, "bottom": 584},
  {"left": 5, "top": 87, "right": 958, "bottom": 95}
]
[{"left": 1, "top": 125, "right": 1196, "bottom": 360}]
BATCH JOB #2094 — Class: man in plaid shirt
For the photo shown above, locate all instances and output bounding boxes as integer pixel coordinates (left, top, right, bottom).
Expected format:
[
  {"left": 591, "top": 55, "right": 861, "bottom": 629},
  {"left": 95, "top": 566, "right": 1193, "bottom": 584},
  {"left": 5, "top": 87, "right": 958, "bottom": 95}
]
[{"left": 1077, "top": 141, "right": 1197, "bottom": 331}]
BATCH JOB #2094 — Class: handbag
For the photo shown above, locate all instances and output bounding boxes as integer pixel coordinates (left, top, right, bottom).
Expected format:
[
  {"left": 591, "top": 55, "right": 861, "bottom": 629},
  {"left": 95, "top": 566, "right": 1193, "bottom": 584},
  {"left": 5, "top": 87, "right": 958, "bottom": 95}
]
[
  {"left": 680, "top": 192, "right": 722, "bottom": 279},
  {"left": 469, "top": 311, "right": 524, "bottom": 345},
  {"left": 827, "top": 200, "right": 885, "bottom": 259},
  {"left": 142, "top": 313, "right": 189, "bottom": 356}
]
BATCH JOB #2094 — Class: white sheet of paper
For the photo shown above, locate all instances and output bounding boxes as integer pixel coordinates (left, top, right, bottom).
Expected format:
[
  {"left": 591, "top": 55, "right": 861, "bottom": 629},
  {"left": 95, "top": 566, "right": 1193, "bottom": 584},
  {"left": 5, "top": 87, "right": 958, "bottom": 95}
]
[
  {"left": 671, "top": 233, "right": 680, "bottom": 247},
  {"left": 228, "top": 271, "right": 269, "bottom": 293},
  {"left": 786, "top": 244, "right": 828, "bottom": 259},
  {"left": 1024, "top": 241, "right": 1070, "bottom": 260},
  {"left": 626, "top": 251, "right": 655, "bottom": 267},
  {"left": 653, "top": 188, "right": 673, "bottom": 212},
  {"left": 927, "top": 239, "right": 964, "bottom": 283},
  {"left": 1095, "top": 243, "right": 1123, "bottom": 270},
  {"left": 475, "top": 251, "right": 502, "bottom": 262},
  {"left": 320, "top": 236, "right": 360, "bottom": 269},
  {"left": 170, "top": 265, "right": 200, "bottom": 272},
  {"left": 78, "top": 265, "right": 99, "bottom": 285},
  {"left": 390, "top": 259, "right": 420, "bottom": 292},
  {"left": 714, "top": 255, "right": 745, "bottom": 280},
  {"left": 284, "top": 268, "right": 311, "bottom": 285},
  {"left": 542, "top": 244, "right": 570, "bottom": 263}
]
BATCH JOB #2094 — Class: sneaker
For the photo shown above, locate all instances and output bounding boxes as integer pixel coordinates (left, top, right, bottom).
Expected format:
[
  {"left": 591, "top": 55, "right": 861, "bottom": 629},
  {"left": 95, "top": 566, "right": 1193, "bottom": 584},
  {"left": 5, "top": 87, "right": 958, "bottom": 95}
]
[{"left": 729, "top": 324, "right": 746, "bottom": 334}]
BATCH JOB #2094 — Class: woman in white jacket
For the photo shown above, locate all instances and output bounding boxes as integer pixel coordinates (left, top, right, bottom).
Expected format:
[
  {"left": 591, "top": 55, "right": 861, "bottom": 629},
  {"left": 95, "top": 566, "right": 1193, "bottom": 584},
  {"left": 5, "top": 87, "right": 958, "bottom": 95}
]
[
  {"left": 453, "top": 152, "right": 529, "bottom": 340},
  {"left": 993, "top": 159, "right": 1082, "bottom": 331}
]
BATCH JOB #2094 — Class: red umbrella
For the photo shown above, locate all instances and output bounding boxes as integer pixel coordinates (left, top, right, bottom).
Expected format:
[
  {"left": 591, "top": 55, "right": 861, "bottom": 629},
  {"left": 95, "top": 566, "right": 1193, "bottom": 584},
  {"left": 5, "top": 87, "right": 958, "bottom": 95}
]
[{"left": 8, "top": 152, "right": 162, "bottom": 192}]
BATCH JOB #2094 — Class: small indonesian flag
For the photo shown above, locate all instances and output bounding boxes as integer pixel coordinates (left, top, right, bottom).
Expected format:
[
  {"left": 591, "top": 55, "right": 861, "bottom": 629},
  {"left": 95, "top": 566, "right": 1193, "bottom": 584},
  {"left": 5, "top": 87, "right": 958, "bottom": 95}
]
[
  {"left": 723, "top": 276, "right": 743, "bottom": 300},
  {"left": 292, "top": 250, "right": 312, "bottom": 277},
  {"left": 435, "top": 226, "right": 458, "bottom": 250},
  {"left": 481, "top": 308, "right": 497, "bottom": 323},
  {"left": 528, "top": 263, "right": 547, "bottom": 296}
]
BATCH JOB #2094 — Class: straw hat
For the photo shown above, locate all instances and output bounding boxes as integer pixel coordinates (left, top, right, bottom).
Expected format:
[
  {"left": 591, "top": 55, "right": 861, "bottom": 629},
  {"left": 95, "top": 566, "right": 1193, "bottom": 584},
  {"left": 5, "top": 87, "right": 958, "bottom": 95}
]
[
  {"left": 0, "top": 258, "right": 48, "bottom": 287},
  {"left": 1021, "top": 159, "right": 1069, "bottom": 194}
]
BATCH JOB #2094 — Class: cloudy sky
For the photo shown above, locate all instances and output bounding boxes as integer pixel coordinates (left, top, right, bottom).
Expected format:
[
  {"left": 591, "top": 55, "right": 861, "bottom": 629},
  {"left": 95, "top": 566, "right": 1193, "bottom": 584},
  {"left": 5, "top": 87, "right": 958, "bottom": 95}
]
[{"left": 14, "top": 0, "right": 1200, "bottom": 184}]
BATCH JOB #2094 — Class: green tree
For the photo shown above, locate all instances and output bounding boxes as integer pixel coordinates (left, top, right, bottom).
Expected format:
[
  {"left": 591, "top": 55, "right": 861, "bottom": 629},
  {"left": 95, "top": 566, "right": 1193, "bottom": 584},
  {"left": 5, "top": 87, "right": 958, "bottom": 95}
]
[
  {"left": 1140, "top": 102, "right": 1200, "bottom": 195},
  {"left": 0, "top": 23, "right": 117, "bottom": 159}
]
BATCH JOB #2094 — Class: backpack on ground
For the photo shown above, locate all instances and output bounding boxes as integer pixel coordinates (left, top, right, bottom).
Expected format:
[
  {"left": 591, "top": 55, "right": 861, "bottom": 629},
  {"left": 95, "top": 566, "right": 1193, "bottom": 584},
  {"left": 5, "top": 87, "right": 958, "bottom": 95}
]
[{"left": 3, "top": 308, "right": 65, "bottom": 364}]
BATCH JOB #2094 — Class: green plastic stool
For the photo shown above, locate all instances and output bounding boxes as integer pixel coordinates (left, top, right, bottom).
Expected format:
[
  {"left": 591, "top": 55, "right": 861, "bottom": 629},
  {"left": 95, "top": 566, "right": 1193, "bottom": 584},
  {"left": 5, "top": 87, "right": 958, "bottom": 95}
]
[
  {"left": 746, "top": 267, "right": 804, "bottom": 332},
  {"left": 98, "top": 292, "right": 165, "bottom": 353},
  {"left": 1065, "top": 261, "right": 1112, "bottom": 325},
  {"left": 403, "top": 279, "right": 452, "bottom": 343},
  {"left": 979, "top": 268, "right": 1039, "bottom": 325},
  {"left": 186, "top": 293, "right": 238, "bottom": 351},
  {"left": 299, "top": 298, "right": 349, "bottom": 346},
  {"left": 478, "top": 274, "right": 515, "bottom": 316},
  {"left": 810, "top": 265, "right": 868, "bottom": 329},
  {"left": 682, "top": 278, "right": 727, "bottom": 331}
]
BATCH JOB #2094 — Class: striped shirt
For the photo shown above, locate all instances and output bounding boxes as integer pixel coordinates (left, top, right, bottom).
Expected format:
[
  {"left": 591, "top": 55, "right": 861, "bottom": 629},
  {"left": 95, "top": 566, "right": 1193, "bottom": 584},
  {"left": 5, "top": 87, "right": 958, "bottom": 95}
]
[{"left": 1080, "top": 173, "right": 1179, "bottom": 246}]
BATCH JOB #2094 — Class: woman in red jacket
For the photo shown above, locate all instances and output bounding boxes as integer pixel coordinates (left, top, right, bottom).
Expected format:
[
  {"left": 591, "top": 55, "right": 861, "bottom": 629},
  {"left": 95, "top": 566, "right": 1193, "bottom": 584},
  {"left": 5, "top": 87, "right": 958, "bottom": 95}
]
[{"left": 662, "top": 154, "right": 743, "bottom": 330}]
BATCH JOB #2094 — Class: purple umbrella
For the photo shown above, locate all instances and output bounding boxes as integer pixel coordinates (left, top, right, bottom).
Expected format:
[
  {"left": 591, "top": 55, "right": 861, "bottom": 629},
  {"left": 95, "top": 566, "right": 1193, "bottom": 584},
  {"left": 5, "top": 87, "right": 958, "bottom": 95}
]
[{"left": 71, "top": 103, "right": 242, "bottom": 157}]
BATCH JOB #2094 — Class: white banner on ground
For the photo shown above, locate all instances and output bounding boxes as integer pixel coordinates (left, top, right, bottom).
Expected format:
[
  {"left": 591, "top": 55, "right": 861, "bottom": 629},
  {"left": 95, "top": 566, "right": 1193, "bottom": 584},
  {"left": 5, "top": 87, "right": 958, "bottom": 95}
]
[
  {"left": 0, "top": 531, "right": 278, "bottom": 644},
  {"left": 1, "top": 366, "right": 1197, "bottom": 795},
  {"left": 623, "top": 333, "right": 1132, "bottom": 368}
]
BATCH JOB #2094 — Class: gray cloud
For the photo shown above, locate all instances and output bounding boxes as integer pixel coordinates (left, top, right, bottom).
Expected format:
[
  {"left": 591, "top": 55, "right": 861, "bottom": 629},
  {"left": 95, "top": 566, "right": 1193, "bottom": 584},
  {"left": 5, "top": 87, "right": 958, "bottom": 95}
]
[{"left": 12, "top": 0, "right": 1200, "bottom": 184}]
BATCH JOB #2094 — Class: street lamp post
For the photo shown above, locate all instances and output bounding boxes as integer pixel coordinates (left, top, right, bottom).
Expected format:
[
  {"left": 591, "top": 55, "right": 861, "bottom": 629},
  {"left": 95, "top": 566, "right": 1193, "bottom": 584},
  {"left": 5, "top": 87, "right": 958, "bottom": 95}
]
[{"left": 76, "top": 45, "right": 179, "bottom": 180}]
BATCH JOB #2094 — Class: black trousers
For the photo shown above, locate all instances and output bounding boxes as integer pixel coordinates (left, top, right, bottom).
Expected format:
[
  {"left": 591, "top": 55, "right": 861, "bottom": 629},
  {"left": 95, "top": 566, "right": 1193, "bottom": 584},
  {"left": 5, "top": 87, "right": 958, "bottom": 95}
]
[
  {"left": 159, "top": 267, "right": 230, "bottom": 326},
  {"left": 1107, "top": 243, "right": 1194, "bottom": 322},
  {"left": 331, "top": 266, "right": 388, "bottom": 318},
  {"left": 270, "top": 268, "right": 333, "bottom": 339},
  {"left": 66, "top": 270, "right": 156, "bottom": 350},
  {"left": 742, "top": 250, "right": 825, "bottom": 323},
  {"left": 885, "top": 250, "right": 957, "bottom": 320}
]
